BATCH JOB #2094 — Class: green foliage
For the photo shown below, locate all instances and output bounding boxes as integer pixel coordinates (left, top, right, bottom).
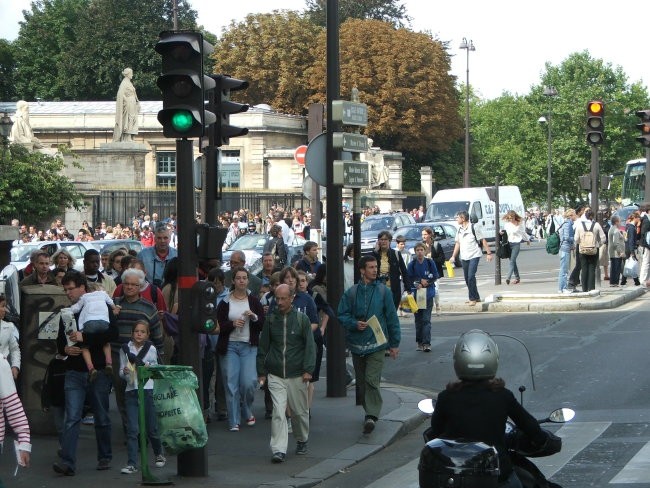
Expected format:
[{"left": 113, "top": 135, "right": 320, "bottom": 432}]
[
  {"left": 0, "top": 145, "right": 85, "bottom": 224},
  {"left": 305, "top": 0, "right": 409, "bottom": 28},
  {"left": 13, "top": 0, "right": 199, "bottom": 101},
  {"left": 0, "top": 40, "right": 17, "bottom": 101}
]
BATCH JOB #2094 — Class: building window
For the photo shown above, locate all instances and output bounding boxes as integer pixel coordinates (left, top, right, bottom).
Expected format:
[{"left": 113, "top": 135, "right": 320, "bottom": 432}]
[
  {"left": 220, "top": 150, "right": 241, "bottom": 188},
  {"left": 157, "top": 152, "right": 176, "bottom": 188}
]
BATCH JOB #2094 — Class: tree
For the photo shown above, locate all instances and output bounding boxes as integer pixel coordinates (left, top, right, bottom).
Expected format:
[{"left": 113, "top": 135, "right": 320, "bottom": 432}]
[
  {"left": 0, "top": 40, "right": 17, "bottom": 101},
  {"left": 471, "top": 51, "right": 649, "bottom": 206},
  {"left": 305, "top": 0, "right": 409, "bottom": 28},
  {"left": 212, "top": 11, "right": 322, "bottom": 115},
  {"left": 0, "top": 145, "right": 85, "bottom": 224},
  {"left": 12, "top": 0, "right": 199, "bottom": 101}
]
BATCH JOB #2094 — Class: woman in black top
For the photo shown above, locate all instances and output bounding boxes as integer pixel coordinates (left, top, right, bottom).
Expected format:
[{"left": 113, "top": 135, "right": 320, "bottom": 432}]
[{"left": 429, "top": 330, "right": 547, "bottom": 487}]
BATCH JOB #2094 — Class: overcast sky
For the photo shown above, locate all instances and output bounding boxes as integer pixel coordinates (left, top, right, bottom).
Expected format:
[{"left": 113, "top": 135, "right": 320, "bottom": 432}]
[{"left": 2, "top": 0, "right": 647, "bottom": 100}]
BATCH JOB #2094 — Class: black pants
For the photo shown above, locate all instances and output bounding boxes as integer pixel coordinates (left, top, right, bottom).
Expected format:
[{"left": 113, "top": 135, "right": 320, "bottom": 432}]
[
  {"left": 569, "top": 245, "right": 582, "bottom": 286},
  {"left": 579, "top": 253, "right": 598, "bottom": 291}
]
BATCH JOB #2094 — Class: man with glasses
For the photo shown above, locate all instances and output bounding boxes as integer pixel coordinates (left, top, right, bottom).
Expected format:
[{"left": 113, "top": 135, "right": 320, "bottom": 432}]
[
  {"left": 54, "top": 271, "right": 118, "bottom": 476},
  {"left": 137, "top": 226, "right": 177, "bottom": 286},
  {"left": 371, "top": 231, "right": 408, "bottom": 310},
  {"left": 224, "top": 250, "right": 262, "bottom": 296}
]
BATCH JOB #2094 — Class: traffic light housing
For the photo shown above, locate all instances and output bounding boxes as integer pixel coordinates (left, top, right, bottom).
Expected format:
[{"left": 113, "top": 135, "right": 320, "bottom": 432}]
[
  {"left": 155, "top": 31, "right": 216, "bottom": 138},
  {"left": 586, "top": 100, "right": 604, "bottom": 145},
  {"left": 213, "top": 74, "right": 249, "bottom": 146},
  {"left": 191, "top": 280, "right": 218, "bottom": 333},
  {"left": 636, "top": 109, "right": 650, "bottom": 147}
]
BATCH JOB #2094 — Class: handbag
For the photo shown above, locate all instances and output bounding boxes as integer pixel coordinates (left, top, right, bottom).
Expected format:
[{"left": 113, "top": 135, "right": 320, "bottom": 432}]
[{"left": 497, "top": 241, "right": 512, "bottom": 259}]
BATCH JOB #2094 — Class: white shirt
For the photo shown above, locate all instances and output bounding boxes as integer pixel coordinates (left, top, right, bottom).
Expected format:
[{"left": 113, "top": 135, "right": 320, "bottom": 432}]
[
  {"left": 455, "top": 223, "right": 484, "bottom": 260},
  {"left": 504, "top": 221, "right": 530, "bottom": 244},
  {"left": 69, "top": 290, "right": 114, "bottom": 329}
]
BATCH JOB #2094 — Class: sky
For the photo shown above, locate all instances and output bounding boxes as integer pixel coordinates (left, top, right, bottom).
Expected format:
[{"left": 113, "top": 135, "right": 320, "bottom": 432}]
[{"left": 1, "top": 0, "right": 648, "bottom": 101}]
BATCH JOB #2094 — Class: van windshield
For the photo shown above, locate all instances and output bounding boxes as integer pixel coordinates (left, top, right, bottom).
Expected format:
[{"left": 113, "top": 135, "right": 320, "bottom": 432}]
[{"left": 425, "top": 202, "right": 469, "bottom": 221}]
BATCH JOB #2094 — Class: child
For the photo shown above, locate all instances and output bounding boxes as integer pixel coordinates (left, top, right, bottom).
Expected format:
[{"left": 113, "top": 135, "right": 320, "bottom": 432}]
[
  {"left": 0, "top": 295, "right": 20, "bottom": 380},
  {"left": 119, "top": 320, "right": 165, "bottom": 474},
  {"left": 68, "top": 282, "right": 119, "bottom": 381}
]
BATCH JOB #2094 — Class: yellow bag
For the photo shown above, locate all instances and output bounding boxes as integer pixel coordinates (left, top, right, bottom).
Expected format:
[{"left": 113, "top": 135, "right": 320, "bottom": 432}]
[
  {"left": 405, "top": 293, "right": 419, "bottom": 313},
  {"left": 444, "top": 261, "right": 455, "bottom": 278}
]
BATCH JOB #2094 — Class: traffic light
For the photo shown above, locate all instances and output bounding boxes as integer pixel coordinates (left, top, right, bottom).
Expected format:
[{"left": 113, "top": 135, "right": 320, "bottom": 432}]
[
  {"left": 155, "top": 31, "right": 216, "bottom": 138},
  {"left": 586, "top": 100, "right": 604, "bottom": 145},
  {"left": 635, "top": 109, "right": 650, "bottom": 147},
  {"left": 213, "top": 74, "right": 249, "bottom": 146},
  {"left": 191, "top": 280, "right": 218, "bottom": 333}
]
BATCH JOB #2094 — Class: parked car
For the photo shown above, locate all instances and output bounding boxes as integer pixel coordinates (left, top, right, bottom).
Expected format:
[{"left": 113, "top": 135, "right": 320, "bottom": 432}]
[
  {"left": 611, "top": 205, "right": 639, "bottom": 232},
  {"left": 10, "top": 241, "right": 92, "bottom": 273},
  {"left": 392, "top": 222, "right": 460, "bottom": 267},
  {"left": 222, "top": 234, "right": 307, "bottom": 275},
  {"left": 359, "top": 213, "right": 416, "bottom": 254},
  {"left": 91, "top": 239, "right": 144, "bottom": 256}
]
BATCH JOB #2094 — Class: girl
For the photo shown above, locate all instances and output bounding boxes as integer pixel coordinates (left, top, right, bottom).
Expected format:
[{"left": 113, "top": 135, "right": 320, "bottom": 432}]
[
  {"left": 501, "top": 210, "right": 530, "bottom": 285},
  {"left": 119, "top": 320, "right": 166, "bottom": 474}
]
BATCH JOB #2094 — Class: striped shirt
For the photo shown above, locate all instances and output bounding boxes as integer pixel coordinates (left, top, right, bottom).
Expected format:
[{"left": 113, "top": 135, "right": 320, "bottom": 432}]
[{"left": 112, "top": 297, "right": 163, "bottom": 353}]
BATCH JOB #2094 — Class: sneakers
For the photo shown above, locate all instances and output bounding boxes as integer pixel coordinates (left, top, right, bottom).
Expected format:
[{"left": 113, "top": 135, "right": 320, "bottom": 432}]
[
  {"left": 96, "top": 458, "right": 111, "bottom": 470},
  {"left": 435, "top": 307, "right": 441, "bottom": 316},
  {"left": 246, "top": 416, "right": 256, "bottom": 426},
  {"left": 423, "top": 344, "right": 431, "bottom": 352},
  {"left": 121, "top": 465, "right": 138, "bottom": 474},
  {"left": 53, "top": 462, "right": 75, "bottom": 476},
  {"left": 81, "top": 414, "right": 95, "bottom": 425},
  {"left": 416, "top": 343, "right": 423, "bottom": 352},
  {"left": 271, "top": 452, "right": 286, "bottom": 463},
  {"left": 287, "top": 417, "right": 293, "bottom": 433},
  {"left": 155, "top": 454, "right": 166, "bottom": 468},
  {"left": 295, "top": 441, "right": 308, "bottom": 455},
  {"left": 363, "top": 417, "right": 376, "bottom": 434},
  {"left": 229, "top": 425, "right": 240, "bottom": 432}
]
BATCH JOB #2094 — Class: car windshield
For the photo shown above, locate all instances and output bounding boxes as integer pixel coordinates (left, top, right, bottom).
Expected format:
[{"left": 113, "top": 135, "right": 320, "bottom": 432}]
[
  {"left": 10, "top": 244, "right": 40, "bottom": 262},
  {"left": 361, "top": 218, "right": 393, "bottom": 232},
  {"left": 425, "top": 202, "right": 470, "bottom": 221},
  {"left": 230, "top": 235, "right": 267, "bottom": 251}
]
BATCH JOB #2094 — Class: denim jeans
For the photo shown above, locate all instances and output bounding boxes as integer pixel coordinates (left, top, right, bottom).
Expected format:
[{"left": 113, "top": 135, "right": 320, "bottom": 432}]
[
  {"left": 558, "top": 249, "right": 571, "bottom": 292},
  {"left": 461, "top": 257, "right": 481, "bottom": 301},
  {"left": 220, "top": 341, "right": 258, "bottom": 428},
  {"left": 125, "top": 389, "right": 163, "bottom": 467},
  {"left": 414, "top": 294, "right": 433, "bottom": 345},
  {"left": 507, "top": 242, "right": 521, "bottom": 281},
  {"left": 610, "top": 257, "right": 623, "bottom": 285},
  {"left": 60, "top": 369, "right": 112, "bottom": 472}
]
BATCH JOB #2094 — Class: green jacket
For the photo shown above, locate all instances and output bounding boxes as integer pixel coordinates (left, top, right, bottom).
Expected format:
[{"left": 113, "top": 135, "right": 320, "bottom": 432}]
[{"left": 257, "top": 308, "right": 316, "bottom": 379}]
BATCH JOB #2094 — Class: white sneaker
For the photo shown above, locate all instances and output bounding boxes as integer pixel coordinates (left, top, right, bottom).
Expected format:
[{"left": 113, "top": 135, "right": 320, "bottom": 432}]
[
  {"left": 155, "top": 454, "right": 166, "bottom": 468},
  {"left": 121, "top": 465, "right": 138, "bottom": 474}
]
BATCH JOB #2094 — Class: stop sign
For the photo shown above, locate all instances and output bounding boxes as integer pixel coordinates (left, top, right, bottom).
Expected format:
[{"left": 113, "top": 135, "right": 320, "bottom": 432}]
[{"left": 294, "top": 145, "right": 308, "bottom": 166}]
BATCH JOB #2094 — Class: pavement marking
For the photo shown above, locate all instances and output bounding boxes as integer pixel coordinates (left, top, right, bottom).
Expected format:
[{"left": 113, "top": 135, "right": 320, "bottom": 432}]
[
  {"left": 610, "top": 441, "right": 650, "bottom": 484},
  {"left": 534, "top": 421, "right": 611, "bottom": 479}
]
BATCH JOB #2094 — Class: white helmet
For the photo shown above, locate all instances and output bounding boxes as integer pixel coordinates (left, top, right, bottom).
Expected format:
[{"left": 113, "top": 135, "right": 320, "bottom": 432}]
[{"left": 453, "top": 329, "right": 499, "bottom": 380}]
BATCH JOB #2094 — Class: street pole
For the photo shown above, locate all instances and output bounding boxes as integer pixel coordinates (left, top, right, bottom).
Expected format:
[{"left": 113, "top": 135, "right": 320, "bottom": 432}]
[
  {"left": 646, "top": 148, "right": 650, "bottom": 203},
  {"left": 543, "top": 86, "right": 557, "bottom": 215},
  {"left": 325, "top": 0, "right": 346, "bottom": 398},
  {"left": 175, "top": 138, "right": 206, "bottom": 476},
  {"left": 590, "top": 145, "right": 599, "bottom": 216},
  {"left": 460, "top": 38, "right": 475, "bottom": 188},
  {"left": 494, "top": 177, "right": 501, "bottom": 285}
]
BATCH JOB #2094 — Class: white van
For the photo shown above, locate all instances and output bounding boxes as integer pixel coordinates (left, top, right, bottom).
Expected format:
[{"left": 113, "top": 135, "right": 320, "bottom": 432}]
[{"left": 423, "top": 186, "right": 525, "bottom": 243}]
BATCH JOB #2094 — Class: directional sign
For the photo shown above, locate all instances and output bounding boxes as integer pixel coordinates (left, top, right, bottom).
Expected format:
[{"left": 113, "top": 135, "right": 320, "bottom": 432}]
[
  {"left": 333, "top": 160, "right": 369, "bottom": 188},
  {"left": 332, "top": 100, "right": 368, "bottom": 126},
  {"left": 332, "top": 132, "right": 369, "bottom": 152}
]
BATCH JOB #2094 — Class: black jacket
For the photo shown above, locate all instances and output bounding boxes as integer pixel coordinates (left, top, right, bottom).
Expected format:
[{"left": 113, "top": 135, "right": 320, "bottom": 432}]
[{"left": 371, "top": 248, "right": 408, "bottom": 307}]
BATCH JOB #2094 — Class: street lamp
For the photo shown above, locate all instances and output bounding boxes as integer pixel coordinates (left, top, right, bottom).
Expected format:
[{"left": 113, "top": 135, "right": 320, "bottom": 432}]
[
  {"left": 459, "top": 37, "right": 475, "bottom": 188},
  {"left": 538, "top": 86, "right": 558, "bottom": 216}
]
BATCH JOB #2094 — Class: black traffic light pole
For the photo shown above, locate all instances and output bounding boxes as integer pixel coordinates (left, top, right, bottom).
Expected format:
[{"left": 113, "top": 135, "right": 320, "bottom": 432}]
[{"left": 176, "top": 138, "right": 207, "bottom": 477}]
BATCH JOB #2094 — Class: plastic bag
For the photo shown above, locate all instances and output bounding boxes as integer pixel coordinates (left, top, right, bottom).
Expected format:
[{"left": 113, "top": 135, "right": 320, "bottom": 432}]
[
  {"left": 416, "top": 288, "right": 427, "bottom": 309},
  {"left": 150, "top": 366, "right": 207, "bottom": 454},
  {"left": 444, "top": 261, "right": 455, "bottom": 278},
  {"left": 623, "top": 258, "right": 639, "bottom": 278},
  {"left": 400, "top": 292, "right": 419, "bottom": 313}
]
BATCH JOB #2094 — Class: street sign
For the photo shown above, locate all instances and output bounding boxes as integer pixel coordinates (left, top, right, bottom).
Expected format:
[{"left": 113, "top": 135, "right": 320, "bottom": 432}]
[
  {"left": 332, "top": 132, "right": 369, "bottom": 152},
  {"left": 332, "top": 100, "right": 368, "bottom": 126},
  {"left": 294, "top": 145, "right": 308, "bottom": 166},
  {"left": 333, "top": 160, "right": 369, "bottom": 188},
  {"left": 305, "top": 133, "right": 327, "bottom": 186}
]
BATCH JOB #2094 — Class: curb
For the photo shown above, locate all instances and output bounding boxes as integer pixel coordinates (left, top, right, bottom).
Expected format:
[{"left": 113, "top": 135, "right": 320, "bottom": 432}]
[{"left": 258, "top": 387, "right": 428, "bottom": 488}]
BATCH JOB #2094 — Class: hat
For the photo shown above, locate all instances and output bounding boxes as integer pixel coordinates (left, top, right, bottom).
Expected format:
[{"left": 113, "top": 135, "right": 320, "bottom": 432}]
[{"left": 395, "top": 235, "right": 406, "bottom": 243}]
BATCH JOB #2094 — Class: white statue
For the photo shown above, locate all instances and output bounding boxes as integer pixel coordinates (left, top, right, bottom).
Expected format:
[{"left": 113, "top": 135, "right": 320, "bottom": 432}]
[
  {"left": 363, "top": 138, "right": 389, "bottom": 188},
  {"left": 9, "top": 100, "right": 43, "bottom": 151},
  {"left": 113, "top": 67, "right": 140, "bottom": 142}
]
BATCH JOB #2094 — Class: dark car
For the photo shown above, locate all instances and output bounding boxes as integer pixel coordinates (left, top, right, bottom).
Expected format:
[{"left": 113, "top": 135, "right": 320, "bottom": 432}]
[
  {"left": 392, "top": 222, "right": 460, "bottom": 267},
  {"left": 222, "top": 233, "right": 307, "bottom": 274},
  {"left": 359, "top": 213, "right": 416, "bottom": 253},
  {"left": 92, "top": 239, "right": 145, "bottom": 256}
]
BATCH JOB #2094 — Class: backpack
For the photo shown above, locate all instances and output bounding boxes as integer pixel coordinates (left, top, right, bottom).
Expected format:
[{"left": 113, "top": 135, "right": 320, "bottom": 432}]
[
  {"left": 578, "top": 222, "right": 598, "bottom": 255},
  {"left": 545, "top": 223, "right": 563, "bottom": 255}
]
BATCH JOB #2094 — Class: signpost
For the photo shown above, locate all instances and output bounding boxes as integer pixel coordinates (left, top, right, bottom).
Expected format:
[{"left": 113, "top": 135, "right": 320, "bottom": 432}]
[
  {"left": 333, "top": 132, "right": 369, "bottom": 152},
  {"left": 333, "top": 161, "right": 369, "bottom": 187},
  {"left": 332, "top": 100, "right": 368, "bottom": 126}
]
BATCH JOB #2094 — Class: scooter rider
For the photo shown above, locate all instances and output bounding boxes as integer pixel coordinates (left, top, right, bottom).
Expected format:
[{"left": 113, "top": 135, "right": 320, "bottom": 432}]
[{"left": 428, "top": 330, "right": 549, "bottom": 488}]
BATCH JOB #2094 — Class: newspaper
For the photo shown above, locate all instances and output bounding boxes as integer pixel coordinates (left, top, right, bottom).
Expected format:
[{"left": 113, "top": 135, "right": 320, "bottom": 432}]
[
  {"left": 367, "top": 315, "right": 387, "bottom": 346},
  {"left": 60, "top": 308, "right": 78, "bottom": 347}
]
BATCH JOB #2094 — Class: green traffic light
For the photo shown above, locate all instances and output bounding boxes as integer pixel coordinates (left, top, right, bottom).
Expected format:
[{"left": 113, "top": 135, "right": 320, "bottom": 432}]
[
  {"left": 171, "top": 110, "right": 194, "bottom": 132},
  {"left": 203, "top": 318, "right": 215, "bottom": 331}
]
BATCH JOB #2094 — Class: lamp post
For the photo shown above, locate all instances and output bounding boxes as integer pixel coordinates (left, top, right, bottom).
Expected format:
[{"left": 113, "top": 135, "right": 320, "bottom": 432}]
[
  {"left": 538, "top": 86, "right": 558, "bottom": 216},
  {"left": 459, "top": 37, "right": 475, "bottom": 188}
]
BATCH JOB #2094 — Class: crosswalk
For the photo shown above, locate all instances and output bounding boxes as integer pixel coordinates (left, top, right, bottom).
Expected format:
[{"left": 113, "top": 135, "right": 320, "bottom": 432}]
[{"left": 364, "top": 421, "right": 650, "bottom": 487}]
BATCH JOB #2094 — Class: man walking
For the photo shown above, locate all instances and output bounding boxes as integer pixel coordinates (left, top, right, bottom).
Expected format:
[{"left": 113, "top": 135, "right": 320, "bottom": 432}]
[
  {"left": 137, "top": 225, "right": 177, "bottom": 286},
  {"left": 257, "top": 284, "right": 315, "bottom": 464},
  {"left": 337, "top": 255, "right": 401, "bottom": 434}
]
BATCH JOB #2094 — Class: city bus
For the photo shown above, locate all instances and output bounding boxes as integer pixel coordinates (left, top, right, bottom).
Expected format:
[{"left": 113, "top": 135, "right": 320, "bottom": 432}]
[{"left": 621, "top": 158, "right": 646, "bottom": 205}]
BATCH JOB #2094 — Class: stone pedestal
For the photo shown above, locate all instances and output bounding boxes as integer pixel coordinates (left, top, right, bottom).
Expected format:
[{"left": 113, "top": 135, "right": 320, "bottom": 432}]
[{"left": 420, "top": 166, "right": 433, "bottom": 202}]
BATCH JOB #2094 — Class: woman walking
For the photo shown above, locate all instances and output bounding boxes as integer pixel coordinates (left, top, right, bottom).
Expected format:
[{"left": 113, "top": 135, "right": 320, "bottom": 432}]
[
  {"left": 607, "top": 215, "right": 626, "bottom": 286},
  {"left": 501, "top": 210, "right": 530, "bottom": 284}
]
